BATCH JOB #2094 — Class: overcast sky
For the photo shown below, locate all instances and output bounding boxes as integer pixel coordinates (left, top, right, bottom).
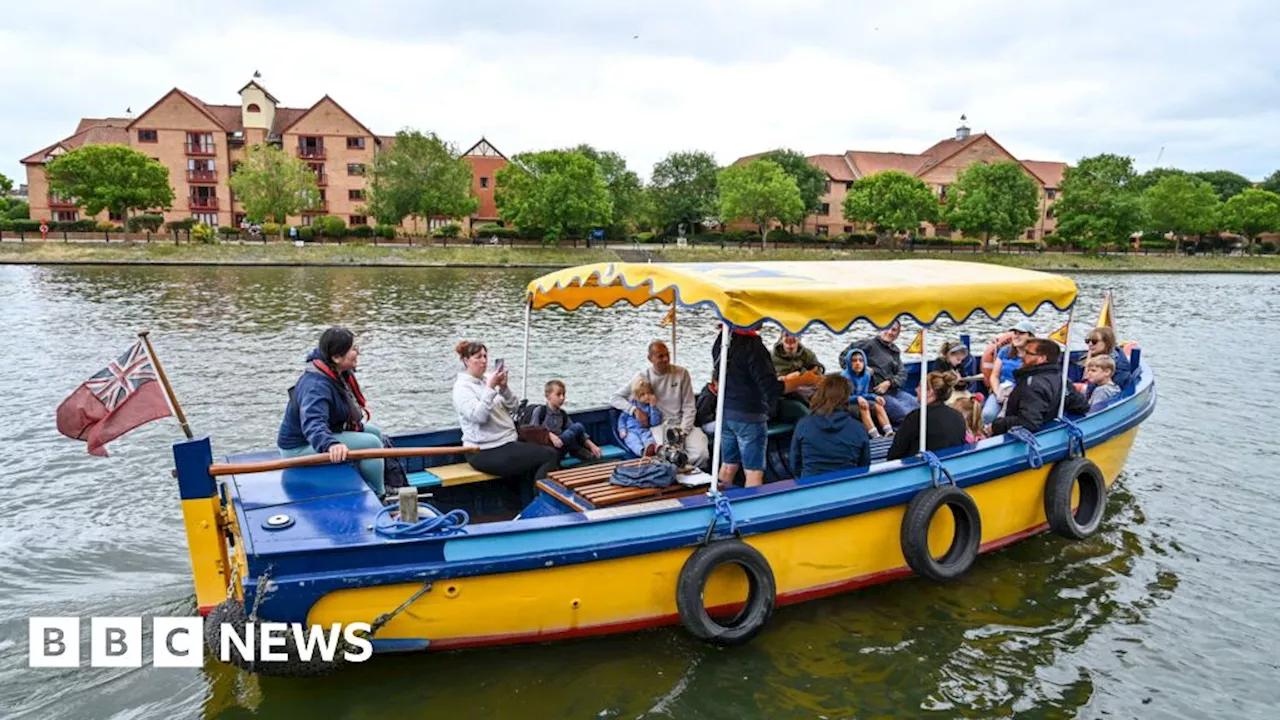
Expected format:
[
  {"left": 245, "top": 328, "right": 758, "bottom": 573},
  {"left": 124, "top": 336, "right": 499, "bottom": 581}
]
[{"left": 3, "top": 0, "right": 1277, "bottom": 185}]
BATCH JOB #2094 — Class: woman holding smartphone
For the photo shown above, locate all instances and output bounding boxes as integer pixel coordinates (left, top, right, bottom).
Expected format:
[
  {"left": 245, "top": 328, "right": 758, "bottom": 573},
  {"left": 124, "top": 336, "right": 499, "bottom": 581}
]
[{"left": 451, "top": 340, "right": 560, "bottom": 492}]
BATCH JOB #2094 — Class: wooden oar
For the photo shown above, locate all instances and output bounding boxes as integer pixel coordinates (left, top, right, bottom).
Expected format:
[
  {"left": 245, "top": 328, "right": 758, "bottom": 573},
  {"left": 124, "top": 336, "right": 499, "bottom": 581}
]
[{"left": 208, "top": 446, "right": 478, "bottom": 477}]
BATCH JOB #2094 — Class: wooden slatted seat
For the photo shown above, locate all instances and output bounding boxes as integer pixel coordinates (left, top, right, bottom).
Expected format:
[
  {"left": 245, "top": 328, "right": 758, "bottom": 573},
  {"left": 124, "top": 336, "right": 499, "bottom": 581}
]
[{"left": 539, "top": 460, "right": 706, "bottom": 511}]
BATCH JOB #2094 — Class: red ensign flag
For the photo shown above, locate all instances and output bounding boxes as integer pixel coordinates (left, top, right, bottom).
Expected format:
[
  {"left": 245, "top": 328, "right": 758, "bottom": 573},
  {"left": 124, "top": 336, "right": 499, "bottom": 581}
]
[{"left": 56, "top": 340, "right": 172, "bottom": 456}]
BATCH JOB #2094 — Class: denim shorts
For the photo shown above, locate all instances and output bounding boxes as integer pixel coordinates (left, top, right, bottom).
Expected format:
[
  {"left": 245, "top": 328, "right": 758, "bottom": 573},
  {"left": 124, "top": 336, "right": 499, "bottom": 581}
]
[{"left": 720, "top": 419, "right": 767, "bottom": 471}]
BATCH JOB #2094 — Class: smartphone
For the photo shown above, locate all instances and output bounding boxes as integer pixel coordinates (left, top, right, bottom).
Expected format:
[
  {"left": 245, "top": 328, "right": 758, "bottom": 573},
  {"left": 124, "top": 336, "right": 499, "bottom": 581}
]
[{"left": 494, "top": 357, "right": 506, "bottom": 373}]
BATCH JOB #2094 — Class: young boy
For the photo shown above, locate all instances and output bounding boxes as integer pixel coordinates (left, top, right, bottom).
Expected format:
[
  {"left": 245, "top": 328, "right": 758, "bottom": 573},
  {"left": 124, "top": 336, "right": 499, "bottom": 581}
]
[
  {"left": 1084, "top": 355, "right": 1120, "bottom": 412},
  {"left": 533, "top": 379, "right": 603, "bottom": 462},
  {"left": 841, "top": 348, "right": 894, "bottom": 438},
  {"left": 616, "top": 378, "right": 663, "bottom": 457}
]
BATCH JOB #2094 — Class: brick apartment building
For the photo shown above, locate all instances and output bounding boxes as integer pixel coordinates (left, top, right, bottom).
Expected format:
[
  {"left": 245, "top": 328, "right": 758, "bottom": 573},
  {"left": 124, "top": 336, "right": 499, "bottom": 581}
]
[
  {"left": 20, "top": 79, "right": 506, "bottom": 233},
  {"left": 736, "top": 118, "right": 1067, "bottom": 241}
]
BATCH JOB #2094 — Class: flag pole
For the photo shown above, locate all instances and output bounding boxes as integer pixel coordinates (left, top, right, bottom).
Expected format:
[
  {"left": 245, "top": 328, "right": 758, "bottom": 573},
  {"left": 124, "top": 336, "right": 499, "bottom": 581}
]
[{"left": 138, "top": 330, "right": 193, "bottom": 440}]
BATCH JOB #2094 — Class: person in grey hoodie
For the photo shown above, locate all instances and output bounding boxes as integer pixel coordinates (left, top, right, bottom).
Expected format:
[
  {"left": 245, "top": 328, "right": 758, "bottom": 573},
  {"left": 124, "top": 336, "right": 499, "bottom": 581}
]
[
  {"left": 789, "top": 373, "right": 871, "bottom": 478},
  {"left": 839, "top": 320, "right": 918, "bottom": 426}
]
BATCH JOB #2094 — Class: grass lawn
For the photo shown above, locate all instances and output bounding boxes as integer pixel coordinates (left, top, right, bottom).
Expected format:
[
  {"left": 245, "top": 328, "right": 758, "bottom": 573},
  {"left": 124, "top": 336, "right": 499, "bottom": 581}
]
[{"left": 0, "top": 240, "right": 621, "bottom": 267}]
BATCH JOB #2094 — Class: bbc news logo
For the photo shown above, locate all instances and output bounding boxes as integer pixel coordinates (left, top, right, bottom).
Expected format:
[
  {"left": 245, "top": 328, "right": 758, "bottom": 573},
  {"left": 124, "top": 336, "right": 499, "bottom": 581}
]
[{"left": 29, "top": 617, "right": 373, "bottom": 667}]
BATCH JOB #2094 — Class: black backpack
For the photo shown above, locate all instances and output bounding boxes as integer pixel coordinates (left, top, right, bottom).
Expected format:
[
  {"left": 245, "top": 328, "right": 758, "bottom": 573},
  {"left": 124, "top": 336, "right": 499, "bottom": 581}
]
[{"left": 514, "top": 400, "right": 546, "bottom": 427}]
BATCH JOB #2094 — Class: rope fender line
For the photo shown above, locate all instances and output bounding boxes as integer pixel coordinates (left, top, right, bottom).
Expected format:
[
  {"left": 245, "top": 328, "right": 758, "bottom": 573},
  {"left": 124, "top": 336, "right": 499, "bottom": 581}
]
[
  {"left": 701, "top": 492, "right": 739, "bottom": 545},
  {"left": 1007, "top": 427, "right": 1044, "bottom": 469},
  {"left": 919, "top": 450, "right": 956, "bottom": 488},
  {"left": 374, "top": 504, "right": 470, "bottom": 539},
  {"left": 1060, "top": 417, "right": 1087, "bottom": 458},
  {"left": 368, "top": 581, "right": 434, "bottom": 638}
]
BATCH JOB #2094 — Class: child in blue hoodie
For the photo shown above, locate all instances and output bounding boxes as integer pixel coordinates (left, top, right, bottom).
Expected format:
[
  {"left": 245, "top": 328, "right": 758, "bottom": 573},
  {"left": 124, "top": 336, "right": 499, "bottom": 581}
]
[
  {"left": 616, "top": 378, "right": 663, "bottom": 457},
  {"left": 789, "top": 373, "right": 871, "bottom": 478},
  {"left": 841, "top": 348, "right": 894, "bottom": 438}
]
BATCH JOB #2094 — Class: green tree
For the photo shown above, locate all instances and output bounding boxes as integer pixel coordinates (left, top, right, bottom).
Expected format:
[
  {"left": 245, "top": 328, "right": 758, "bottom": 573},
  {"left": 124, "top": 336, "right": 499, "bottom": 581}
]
[
  {"left": 717, "top": 160, "right": 805, "bottom": 243},
  {"left": 841, "top": 170, "right": 938, "bottom": 246},
  {"left": 44, "top": 145, "right": 174, "bottom": 224},
  {"left": 650, "top": 151, "right": 720, "bottom": 232},
  {"left": 1260, "top": 169, "right": 1280, "bottom": 195},
  {"left": 5, "top": 200, "right": 30, "bottom": 220},
  {"left": 1193, "top": 170, "right": 1253, "bottom": 201},
  {"left": 364, "top": 129, "right": 478, "bottom": 231},
  {"left": 0, "top": 172, "right": 12, "bottom": 195},
  {"left": 943, "top": 161, "right": 1041, "bottom": 250},
  {"left": 574, "top": 145, "right": 642, "bottom": 237},
  {"left": 1220, "top": 188, "right": 1280, "bottom": 248},
  {"left": 228, "top": 144, "right": 318, "bottom": 232},
  {"left": 758, "top": 149, "right": 829, "bottom": 220},
  {"left": 495, "top": 148, "right": 613, "bottom": 243},
  {"left": 1131, "top": 166, "right": 1188, "bottom": 194},
  {"left": 1053, "top": 153, "right": 1145, "bottom": 251},
  {"left": 1142, "top": 174, "right": 1220, "bottom": 249}
]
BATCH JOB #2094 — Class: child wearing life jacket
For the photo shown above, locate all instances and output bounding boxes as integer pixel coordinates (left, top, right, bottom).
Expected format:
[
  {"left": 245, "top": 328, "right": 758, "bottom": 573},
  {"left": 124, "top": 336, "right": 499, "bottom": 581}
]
[
  {"left": 841, "top": 348, "right": 894, "bottom": 438},
  {"left": 617, "top": 377, "right": 663, "bottom": 457}
]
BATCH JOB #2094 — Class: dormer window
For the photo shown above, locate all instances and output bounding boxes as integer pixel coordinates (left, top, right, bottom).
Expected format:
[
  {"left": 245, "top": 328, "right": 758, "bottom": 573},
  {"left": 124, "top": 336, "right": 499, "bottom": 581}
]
[{"left": 246, "top": 103, "right": 261, "bottom": 113}]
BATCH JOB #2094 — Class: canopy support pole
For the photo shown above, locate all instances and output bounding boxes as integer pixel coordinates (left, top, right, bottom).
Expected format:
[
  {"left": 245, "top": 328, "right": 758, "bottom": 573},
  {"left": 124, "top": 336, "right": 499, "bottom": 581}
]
[
  {"left": 709, "top": 324, "right": 731, "bottom": 498},
  {"left": 670, "top": 306, "right": 677, "bottom": 365},
  {"left": 521, "top": 296, "right": 532, "bottom": 400},
  {"left": 1057, "top": 305, "right": 1076, "bottom": 418},
  {"left": 918, "top": 327, "right": 928, "bottom": 455}
]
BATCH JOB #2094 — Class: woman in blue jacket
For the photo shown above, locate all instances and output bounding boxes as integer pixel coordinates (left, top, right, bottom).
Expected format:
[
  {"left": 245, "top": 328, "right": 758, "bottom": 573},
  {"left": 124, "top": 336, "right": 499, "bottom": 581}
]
[
  {"left": 789, "top": 374, "right": 871, "bottom": 478},
  {"left": 277, "top": 326, "right": 387, "bottom": 495}
]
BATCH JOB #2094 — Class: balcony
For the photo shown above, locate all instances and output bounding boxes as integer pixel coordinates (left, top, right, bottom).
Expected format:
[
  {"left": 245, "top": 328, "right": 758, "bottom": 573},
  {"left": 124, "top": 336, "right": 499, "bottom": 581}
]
[
  {"left": 185, "top": 142, "right": 216, "bottom": 157},
  {"left": 188, "top": 196, "right": 219, "bottom": 210},
  {"left": 314, "top": 172, "right": 328, "bottom": 187},
  {"left": 302, "top": 200, "right": 328, "bottom": 213},
  {"left": 48, "top": 195, "right": 77, "bottom": 208},
  {"left": 297, "top": 145, "right": 326, "bottom": 160},
  {"left": 187, "top": 169, "right": 218, "bottom": 183}
]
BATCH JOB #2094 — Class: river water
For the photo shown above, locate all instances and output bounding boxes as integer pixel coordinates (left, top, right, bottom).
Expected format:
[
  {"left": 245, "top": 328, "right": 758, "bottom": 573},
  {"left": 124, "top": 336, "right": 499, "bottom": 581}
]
[{"left": 0, "top": 264, "right": 1275, "bottom": 719}]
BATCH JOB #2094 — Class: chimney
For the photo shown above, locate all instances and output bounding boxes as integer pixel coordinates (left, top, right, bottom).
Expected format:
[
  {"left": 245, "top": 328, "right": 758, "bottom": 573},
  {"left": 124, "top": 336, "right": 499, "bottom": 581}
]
[{"left": 955, "top": 114, "right": 970, "bottom": 141}]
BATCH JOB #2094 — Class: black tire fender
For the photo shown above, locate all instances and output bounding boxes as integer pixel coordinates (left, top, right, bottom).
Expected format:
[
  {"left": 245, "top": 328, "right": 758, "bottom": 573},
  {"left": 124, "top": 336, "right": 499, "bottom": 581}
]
[
  {"left": 204, "top": 600, "right": 350, "bottom": 677},
  {"left": 1044, "top": 457, "right": 1107, "bottom": 540},
  {"left": 900, "top": 484, "right": 982, "bottom": 582},
  {"left": 676, "top": 540, "right": 776, "bottom": 645}
]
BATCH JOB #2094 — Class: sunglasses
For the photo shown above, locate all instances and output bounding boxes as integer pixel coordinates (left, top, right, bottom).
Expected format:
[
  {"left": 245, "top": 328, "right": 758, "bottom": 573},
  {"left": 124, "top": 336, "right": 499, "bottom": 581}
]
[{"left": 1085, "top": 338, "right": 1102, "bottom": 345}]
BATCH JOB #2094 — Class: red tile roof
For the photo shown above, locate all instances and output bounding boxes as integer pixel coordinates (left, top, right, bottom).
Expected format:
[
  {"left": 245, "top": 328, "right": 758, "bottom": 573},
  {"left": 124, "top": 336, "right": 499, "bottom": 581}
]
[
  {"left": 205, "top": 105, "right": 245, "bottom": 133},
  {"left": 808, "top": 154, "right": 857, "bottom": 181},
  {"left": 1020, "top": 159, "right": 1067, "bottom": 188},
  {"left": 270, "top": 107, "right": 308, "bottom": 137},
  {"left": 21, "top": 122, "right": 130, "bottom": 164},
  {"left": 845, "top": 151, "right": 930, "bottom": 176},
  {"left": 74, "top": 117, "right": 130, "bottom": 134},
  {"left": 276, "top": 95, "right": 379, "bottom": 140}
]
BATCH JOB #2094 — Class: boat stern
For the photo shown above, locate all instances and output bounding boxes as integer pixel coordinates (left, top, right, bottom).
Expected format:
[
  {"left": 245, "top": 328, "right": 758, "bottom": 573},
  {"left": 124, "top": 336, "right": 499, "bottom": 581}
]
[{"left": 173, "top": 437, "right": 238, "bottom": 615}]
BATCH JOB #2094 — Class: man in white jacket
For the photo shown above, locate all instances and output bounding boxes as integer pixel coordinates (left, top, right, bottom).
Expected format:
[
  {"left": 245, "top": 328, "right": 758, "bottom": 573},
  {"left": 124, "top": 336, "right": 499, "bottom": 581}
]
[{"left": 610, "top": 341, "right": 709, "bottom": 470}]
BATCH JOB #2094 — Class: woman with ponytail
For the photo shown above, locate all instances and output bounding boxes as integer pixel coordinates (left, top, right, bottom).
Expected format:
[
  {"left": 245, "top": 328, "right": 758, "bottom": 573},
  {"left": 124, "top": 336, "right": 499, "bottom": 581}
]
[
  {"left": 277, "top": 326, "right": 387, "bottom": 495},
  {"left": 886, "top": 370, "right": 969, "bottom": 461}
]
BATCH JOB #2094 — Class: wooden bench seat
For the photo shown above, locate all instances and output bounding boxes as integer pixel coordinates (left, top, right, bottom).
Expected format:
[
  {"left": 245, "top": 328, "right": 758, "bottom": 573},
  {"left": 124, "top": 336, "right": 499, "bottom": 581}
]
[
  {"left": 538, "top": 460, "right": 706, "bottom": 511},
  {"left": 406, "top": 463, "right": 499, "bottom": 489}
]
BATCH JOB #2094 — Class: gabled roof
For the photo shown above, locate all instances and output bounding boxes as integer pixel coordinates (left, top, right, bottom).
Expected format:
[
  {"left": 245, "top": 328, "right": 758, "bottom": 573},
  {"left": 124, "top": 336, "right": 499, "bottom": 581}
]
[
  {"left": 74, "top": 117, "right": 130, "bottom": 134},
  {"left": 808, "top": 154, "right": 857, "bottom": 182},
  {"left": 846, "top": 151, "right": 930, "bottom": 176},
  {"left": 21, "top": 122, "right": 130, "bottom": 164},
  {"left": 1020, "top": 159, "right": 1067, "bottom": 188},
  {"left": 270, "top": 107, "right": 307, "bottom": 137},
  {"left": 237, "top": 80, "right": 280, "bottom": 104},
  {"left": 204, "top": 105, "right": 245, "bottom": 133},
  {"left": 277, "top": 95, "right": 379, "bottom": 139},
  {"left": 462, "top": 137, "right": 507, "bottom": 160},
  {"left": 915, "top": 132, "right": 988, "bottom": 174},
  {"left": 126, "top": 87, "right": 228, "bottom": 131}
]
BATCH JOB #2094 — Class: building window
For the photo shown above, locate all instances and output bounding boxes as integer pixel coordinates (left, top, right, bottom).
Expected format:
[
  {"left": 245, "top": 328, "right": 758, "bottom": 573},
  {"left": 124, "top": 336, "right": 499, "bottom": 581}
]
[
  {"left": 937, "top": 185, "right": 948, "bottom": 202},
  {"left": 349, "top": 215, "right": 368, "bottom": 226},
  {"left": 53, "top": 210, "right": 79, "bottom": 222},
  {"left": 845, "top": 181, "right": 854, "bottom": 190},
  {"left": 347, "top": 163, "right": 366, "bottom": 176},
  {"left": 820, "top": 202, "right": 830, "bottom": 216},
  {"left": 246, "top": 103, "right": 261, "bottom": 113},
  {"left": 824, "top": 181, "right": 831, "bottom": 193},
  {"left": 347, "top": 137, "right": 366, "bottom": 149},
  {"left": 844, "top": 225, "right": 853, "bottom": 234},
  {"left": 1046, "top": 188, "right": 1057, "bottom": 199},
  {"left": 1026, "top": 229, "right": 1036, "bottom": 239},
  {"left": 108, "top": 210, "right": 124, "bottom": 222},
  {"left": 192, "top": 212, "right": 218, "bottom": 226},
  {"left": 1046, "top": 208, "right": 1055, "bottom": 218},
  {"left": 816, "top": 225, "right": 829, "bottom": 236},
  {"left": 479, "top": 177, "right": 489, "bottom": 189},
  {"left": 935, "top": 223, "right": 952, "bottom": 237},
  {"left": 137, "top": 129, "right": 158, "bottom": 143},
  {"left": 234, "top": 214, "right": 247, "bottom": 227},
  {"left": 348, "top": 189, "right": 364, "bottom": 200},
  {"left": 298, "top": 136, "right": 324, "bottom": 158},
  {"left": 300, "top": 214, "right": 314, "bottom": 227}
]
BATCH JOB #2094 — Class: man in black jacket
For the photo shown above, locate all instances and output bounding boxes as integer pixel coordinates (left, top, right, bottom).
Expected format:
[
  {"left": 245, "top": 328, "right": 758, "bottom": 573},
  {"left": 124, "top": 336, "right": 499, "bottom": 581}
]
[
  {"left": 990, "top": 338, "right": 1089, "bottom": 435},
  {"left": 712, "top": 328, "right": 785, "bottom": 487}
]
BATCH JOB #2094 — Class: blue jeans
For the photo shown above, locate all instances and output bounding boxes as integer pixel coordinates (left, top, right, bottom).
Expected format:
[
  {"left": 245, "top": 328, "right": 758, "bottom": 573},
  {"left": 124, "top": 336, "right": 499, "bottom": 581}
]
[
  {"left": 881, "top": 389, "right": 919, "bottom": 426},
  {"left": 281, "top": 423, "right": 385, "bottom": 495},
  {"left": 720, "top": 419, "right": 767, "bottom": 472},
  {"left": 620, "top": 426, "right": 656, "bottom": 456},
  {"left": 982, "top": 392, "right": 1002, "bottom": 425},
  {"left": 559, "top": 422, "right": 589, "bottom": 453}
]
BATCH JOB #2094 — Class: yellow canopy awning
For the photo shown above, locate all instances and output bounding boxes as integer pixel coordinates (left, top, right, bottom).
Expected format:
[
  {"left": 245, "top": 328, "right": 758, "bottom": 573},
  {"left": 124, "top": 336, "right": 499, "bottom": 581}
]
[{"left": 527, "top": 260, "right": 1076, "bottom": 333}]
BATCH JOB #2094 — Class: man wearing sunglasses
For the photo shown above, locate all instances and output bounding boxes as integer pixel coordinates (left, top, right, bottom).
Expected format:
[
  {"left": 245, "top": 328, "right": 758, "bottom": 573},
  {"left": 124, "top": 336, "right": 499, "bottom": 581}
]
[{"left": 988, "top": 338, "right": 1088, "bottom": 436}]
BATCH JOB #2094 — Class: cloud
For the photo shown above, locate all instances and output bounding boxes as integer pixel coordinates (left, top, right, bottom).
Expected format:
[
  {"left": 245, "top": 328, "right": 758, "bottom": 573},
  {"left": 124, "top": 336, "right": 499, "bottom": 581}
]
[{"left": 3, "top": 0, "right": 1278, "bottom": 186}]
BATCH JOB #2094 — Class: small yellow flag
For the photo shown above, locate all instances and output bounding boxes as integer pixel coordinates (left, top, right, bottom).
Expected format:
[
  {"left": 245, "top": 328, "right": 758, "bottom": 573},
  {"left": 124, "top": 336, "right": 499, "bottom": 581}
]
[
  {"left": 1096, "top": 290, "right": 1115, "bottom": 331},
  {"left": 660, "top": 306, "right": 676, "bottom": 328},
  {"left": 1048, "top": 322, "right": 1069, "bottom": 344},
  {"left": 904, "top": 329, "right": 923, "bottom": 355}
]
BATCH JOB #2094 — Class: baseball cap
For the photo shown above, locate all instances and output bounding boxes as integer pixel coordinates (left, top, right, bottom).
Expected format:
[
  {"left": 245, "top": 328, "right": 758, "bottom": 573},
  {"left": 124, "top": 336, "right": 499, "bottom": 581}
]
[{"left": 1009, "top": 320, "right": 1036, "bottom": 334}]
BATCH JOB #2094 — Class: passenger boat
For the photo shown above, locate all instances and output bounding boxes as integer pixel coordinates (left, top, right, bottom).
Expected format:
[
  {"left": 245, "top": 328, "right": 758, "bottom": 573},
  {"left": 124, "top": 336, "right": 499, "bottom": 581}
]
[{"left": 173, "top": 260, "right": 1155, "bottom": 674}]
